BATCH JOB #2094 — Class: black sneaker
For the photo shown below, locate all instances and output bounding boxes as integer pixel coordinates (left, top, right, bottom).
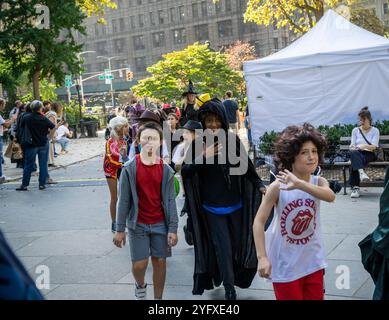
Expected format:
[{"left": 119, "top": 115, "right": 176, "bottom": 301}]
[
  {"left": 39, "top": 185, "right": 46, "bottom": 190},
  {"left": 225, "top": 290, "right": 237, "bottom": 300},
  {"left": 16, "top": 185, "right": 28, "bottom": 191}
]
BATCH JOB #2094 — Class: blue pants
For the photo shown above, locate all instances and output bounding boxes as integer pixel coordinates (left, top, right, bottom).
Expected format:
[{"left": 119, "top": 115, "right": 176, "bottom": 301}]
[
  {"left": 0, "top": 137, "right": 3, "bottom": 177},
  {"left": 22, "top": 142, "right": 49, "bottom": 187},
  {"left": 56, "top": 137, "right": 69, "bottom": 151},
  {"left": 349, "top": 150, "right": 376, "bottom": 187}
]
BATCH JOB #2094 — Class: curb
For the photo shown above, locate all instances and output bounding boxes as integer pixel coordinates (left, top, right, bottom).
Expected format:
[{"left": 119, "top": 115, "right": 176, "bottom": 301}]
[{"left": 5, "top": 153, "right": 103, "bottom": 183}]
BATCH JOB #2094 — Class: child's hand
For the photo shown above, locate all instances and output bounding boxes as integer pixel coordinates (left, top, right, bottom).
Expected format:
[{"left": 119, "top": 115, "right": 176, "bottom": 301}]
[
  {"left": 168, "top": 233, "right": 178, "bottom": 247},
  {"left": 113, "top": 232, "right": 126, "bottom": 248},
  {"left": 277, "top": 169, "right": 302, "bottom": 191},
  {"left": 258, "top": 257, "right": 272, "bottom": 278}
]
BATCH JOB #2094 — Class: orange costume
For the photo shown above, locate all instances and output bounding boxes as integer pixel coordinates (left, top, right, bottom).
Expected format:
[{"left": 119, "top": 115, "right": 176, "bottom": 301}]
[{"left": 104, "top": 138, "right": 127, "bottom": 179}]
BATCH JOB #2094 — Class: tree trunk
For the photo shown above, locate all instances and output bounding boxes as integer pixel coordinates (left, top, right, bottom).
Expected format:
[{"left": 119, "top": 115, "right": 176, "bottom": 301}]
[{"left": 32, "top": 66, "right": 41, "bottom": 100}]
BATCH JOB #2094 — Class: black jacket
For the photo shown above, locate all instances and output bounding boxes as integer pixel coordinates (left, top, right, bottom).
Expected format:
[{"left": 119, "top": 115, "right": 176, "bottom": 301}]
[
  {"left": 181, "top": 98, "right": 264, "bottom": 295},
  {"left": 359, "top": 166, "right": 389, "bottom": 300}
]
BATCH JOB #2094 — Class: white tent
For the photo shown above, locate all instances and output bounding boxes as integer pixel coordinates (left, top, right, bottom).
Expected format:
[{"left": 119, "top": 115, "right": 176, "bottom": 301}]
[{"left": 243, "top": 9, "right": 389, "bottom": 142}]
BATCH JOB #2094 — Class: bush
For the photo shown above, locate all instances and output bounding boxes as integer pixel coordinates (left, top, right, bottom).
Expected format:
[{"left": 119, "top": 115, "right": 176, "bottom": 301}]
[{"left": 257, "top": 121, "right": 388, "bottom": 156}]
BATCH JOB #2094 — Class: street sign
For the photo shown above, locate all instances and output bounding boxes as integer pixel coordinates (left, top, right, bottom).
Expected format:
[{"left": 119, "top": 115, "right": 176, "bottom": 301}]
[
  {"left": 98, "top": 75, "right": 105, "bottom": 80},
  {"left": 65, "top": 75, "right": 72, "bottom": 88},
  {"left": 105, "top": 79, "right": 112, "bottom": 85},
  {"left": 106, "top": 75, "right": 114, "bottom": 80}
]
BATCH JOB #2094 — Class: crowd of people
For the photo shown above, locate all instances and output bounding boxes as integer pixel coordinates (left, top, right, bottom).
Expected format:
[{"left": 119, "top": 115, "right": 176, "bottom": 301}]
[
  {"left": 100, "top": 80, "right": 386, "bottom": 301},
  {"left": 0, "top": 81, "right": 387, "bottom": 301},
  {"left": 0, "top": 99, "right": 72, "bottom": 189}
]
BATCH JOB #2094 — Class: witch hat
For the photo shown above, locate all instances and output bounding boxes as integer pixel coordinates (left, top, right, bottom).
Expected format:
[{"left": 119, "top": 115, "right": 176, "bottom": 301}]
[{"left": 182, "top": 80, "right": 197, "bottom": 97}]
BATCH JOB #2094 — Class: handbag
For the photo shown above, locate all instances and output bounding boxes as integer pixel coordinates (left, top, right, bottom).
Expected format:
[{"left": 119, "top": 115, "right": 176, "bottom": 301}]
[
  {"left": 11, "top": 142, "right": 23, "bottom": 160},
  {"left": 4, "top": 142, "right": 13, "bottom": 158},
  {"left": 358, "top": 128, "right": 384, "bottom": 161}
]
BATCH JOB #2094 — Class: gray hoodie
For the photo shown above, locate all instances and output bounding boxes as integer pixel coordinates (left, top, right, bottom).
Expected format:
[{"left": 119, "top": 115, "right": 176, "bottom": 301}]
[{"left": 116, "top": 157, "right": 178, "bottom": 233}]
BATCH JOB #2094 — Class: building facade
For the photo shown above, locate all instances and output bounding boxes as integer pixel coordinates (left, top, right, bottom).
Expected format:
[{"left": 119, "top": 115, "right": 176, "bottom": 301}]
[{"left": 73, "top": 0, "right": 290, "bottom": 94}]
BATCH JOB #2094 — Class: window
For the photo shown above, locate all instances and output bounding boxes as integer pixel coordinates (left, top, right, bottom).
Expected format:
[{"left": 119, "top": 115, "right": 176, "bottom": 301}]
[
  {"left": 135, "top": 57, "right": 147, "bottom": 72},
  {"left": 138, "top": 14, "right": 144, "bottom": 27},
  {"left": 95, "top": 24, "right": 100, "bottom": 36},
  {"left": 192, "top": 3, "right": 199, "bottom": 18},
  {"left": 282, "top": 37, "right": 288, "bottom": 48},
  {"left": 117, "top": 0, "right": 124, "bottom": 8},
  {"left": 178, "top": 5, "right": 185, "bottom": 20},
  {"left": 133, "top": 35, "right": 145, "bottom": 50},
  {"left": 217, "top": 20, "right": 233, "bottom": 38},
  {"left": 194, "top": 24, "right": 209, "bottom": 41},
  {"left": 201, "top": 1, "right": 208, "bottom": 16},
  {"left": 384, "top": 3, "right": 388, "bottom": 14},
  {"left": 170, "top": 7, "right": 176, "bottom": 22},
  {"left": 112, "top": 19, "right": 118, "bottom": 33},
  {"left": 152, "top": 31, "right": 165, "bottom": 47},
  {"left": 113, "top": 38, "right": 127, "bottom": 53},
  {"left": 137, "top": 0, "right": 142, "bottom": 4},
  {"left": 215, "top": 2, "right": 222, "bottom": 14},
  {"left": 172, "top": 28, "right": 186, "bottom": 45},
  {"left": 225, "top": 0, "right": 232, "bottom": 12},
  {"left": 239, "top": 18, "right": 258, "bottom": 34},
  {"left": 130, "top": 16, "right": 136, "bottom": 29},
  {"left": 149, "top": 12, "right": 155, "bottom": 25},
  {"left": 158, "top": 10, "right": 165, "bottom": 24},
  {"left": 273, "top": 38, "right": 279, "bottom": 51},
  {"left": 128, "top": 0, "right": 133, "bottom": 6},
  {"left": 119, "top": 18, "right": 125, "bottom": 31}
]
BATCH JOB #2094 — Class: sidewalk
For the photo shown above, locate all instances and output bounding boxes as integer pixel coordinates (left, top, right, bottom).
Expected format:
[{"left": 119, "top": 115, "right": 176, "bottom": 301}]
[{"left": 1, "top": 131, "right": 106, "bottom": 182}]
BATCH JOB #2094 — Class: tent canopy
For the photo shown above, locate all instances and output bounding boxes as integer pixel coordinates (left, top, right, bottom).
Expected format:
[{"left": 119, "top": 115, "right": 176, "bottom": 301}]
[{"left": 244, "top": 10, "right": 389, "bottom": 141}]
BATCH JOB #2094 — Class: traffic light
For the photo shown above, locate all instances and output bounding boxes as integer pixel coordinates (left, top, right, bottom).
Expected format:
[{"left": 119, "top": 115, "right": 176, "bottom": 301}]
[{"left": 126, "top": 71, "right": 134, "bottom": 81}]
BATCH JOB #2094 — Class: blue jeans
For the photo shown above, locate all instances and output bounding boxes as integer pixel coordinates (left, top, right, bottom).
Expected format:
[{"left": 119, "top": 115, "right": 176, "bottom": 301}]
[
  {"left": 56, "top": 137, "right": 69, "bottom": 151},
  {"left": 22, "top": 142, "right": 49, "bottom": 187},
  {"left": 0, "top": 137, "right": 3, "bottom": 177}
]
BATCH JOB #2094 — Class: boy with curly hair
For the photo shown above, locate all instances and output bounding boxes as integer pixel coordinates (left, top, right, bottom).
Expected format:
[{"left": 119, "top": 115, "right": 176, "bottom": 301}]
[{"left": 253, "top": 123, "right": 336, "bottom": 300}]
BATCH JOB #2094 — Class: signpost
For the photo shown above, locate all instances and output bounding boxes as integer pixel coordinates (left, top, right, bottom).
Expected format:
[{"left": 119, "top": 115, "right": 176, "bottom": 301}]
[{"left": 65, "top": 75, "right": 72, "bottom": 103}]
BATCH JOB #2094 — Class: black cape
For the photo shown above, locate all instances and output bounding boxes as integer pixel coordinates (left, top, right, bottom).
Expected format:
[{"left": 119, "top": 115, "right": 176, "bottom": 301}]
[
  {"left": 359, "top": 166, "right": 389, "bottom": 300},
  {"left": 181, "top": 98, "right": 263, "bottom": 295}
]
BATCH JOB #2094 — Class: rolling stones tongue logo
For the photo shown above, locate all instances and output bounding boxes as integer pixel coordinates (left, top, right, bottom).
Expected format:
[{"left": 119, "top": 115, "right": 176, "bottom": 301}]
[
  {"left": 280, "top": 198, "right": 317, "bottom": 245},
  {"left": 291, "top": 209, "right": 313, "bottom": 236}
]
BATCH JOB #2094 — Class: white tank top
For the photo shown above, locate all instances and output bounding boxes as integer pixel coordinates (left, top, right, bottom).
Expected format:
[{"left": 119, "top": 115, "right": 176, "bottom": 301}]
[{"left": 265, "top": 175, "right": 327, "bottom": 283}]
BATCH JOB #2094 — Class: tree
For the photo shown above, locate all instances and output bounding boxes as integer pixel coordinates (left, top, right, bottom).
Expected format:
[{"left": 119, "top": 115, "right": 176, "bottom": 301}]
[
  {"left": 76, "top": 0, "right": 117, "bottom": 23},
  {"left": 224, "top": 41, "right": 257, "bottom": 109},
  {"left": 224, "top": 40, "right": 257, "bottom": 71},
  {"left": 0, "top": 0, "right": 86, "bottom": 100},
  {"left": 214, "top": 0, "right": 353, "bottom": 35},
  {"left": 132, "top": 42, "right": 241, "bottom": 101},
  {"left": 351, "top": 8, "right": 388, "bottom": 36}
]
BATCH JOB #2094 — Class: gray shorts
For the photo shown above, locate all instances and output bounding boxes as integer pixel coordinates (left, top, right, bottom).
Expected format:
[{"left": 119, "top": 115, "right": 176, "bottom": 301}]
[{"left": 128, "top": 222, "right": 171, "bottom": 262}]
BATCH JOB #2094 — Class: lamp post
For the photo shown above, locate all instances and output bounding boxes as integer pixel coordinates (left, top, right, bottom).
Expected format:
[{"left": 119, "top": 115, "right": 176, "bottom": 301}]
[
  {"left": 77, "top": 51, "right": 96, "bottom": 107},
  {"left": 75, "top": 80, "right": 86, "bottom": 138},
  {"left": 97, "top": 55, "right": 118, "bottom": 110}
]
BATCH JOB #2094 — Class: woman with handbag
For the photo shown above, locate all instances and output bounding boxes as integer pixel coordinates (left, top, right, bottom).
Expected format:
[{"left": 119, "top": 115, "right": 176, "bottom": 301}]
[{"left": 349, "top": 106, "right": 380, "bottom": 198}]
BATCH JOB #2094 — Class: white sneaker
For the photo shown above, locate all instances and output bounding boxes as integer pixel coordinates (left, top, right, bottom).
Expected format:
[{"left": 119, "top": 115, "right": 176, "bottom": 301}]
[
  {"left": 135, "top": 283, "right": 147, "bottom": 300},
  {"left": 350, "top": 187, "right": 360, "bottom": 198},
  {"left": 359, "top": 170, "right": 370, "bottom": 182}
]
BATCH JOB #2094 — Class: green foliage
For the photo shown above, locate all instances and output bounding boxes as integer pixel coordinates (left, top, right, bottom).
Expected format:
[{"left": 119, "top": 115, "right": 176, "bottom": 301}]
[
  {"left": 63, "top": 101, "right": 81, "bottom": 125},
  {"left": 132, "top": 42, "right": 242, "bottom": 101},
  {"left": 259, "top": 130, "right": 279, "bottom": 155},
  {"left": 20, "top": 78, "right": 58, "bottom": 102},
  {"left": 0, "top": 0, "right": 86, "bottom": 99},
  {"left": 258, "top": 121, "right": 389, "bottom": 155}
]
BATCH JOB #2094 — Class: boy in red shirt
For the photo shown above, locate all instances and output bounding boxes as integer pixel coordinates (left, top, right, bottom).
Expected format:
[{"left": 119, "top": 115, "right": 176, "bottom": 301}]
[{"left": 113, "top": 122, "right": 178, "bottom": 300}]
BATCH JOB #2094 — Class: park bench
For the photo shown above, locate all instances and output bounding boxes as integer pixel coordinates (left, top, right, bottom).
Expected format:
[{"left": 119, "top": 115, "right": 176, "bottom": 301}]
[{"left": 324, "top": 135, "right": 389, "bottom": 195}]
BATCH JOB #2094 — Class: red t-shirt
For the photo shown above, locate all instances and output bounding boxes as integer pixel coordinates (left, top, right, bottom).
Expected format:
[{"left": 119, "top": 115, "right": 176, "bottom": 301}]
[{"left": 136, "top": 154, "right": 165, "bottom": 224}]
